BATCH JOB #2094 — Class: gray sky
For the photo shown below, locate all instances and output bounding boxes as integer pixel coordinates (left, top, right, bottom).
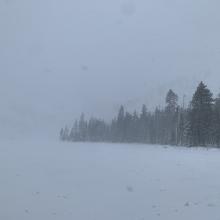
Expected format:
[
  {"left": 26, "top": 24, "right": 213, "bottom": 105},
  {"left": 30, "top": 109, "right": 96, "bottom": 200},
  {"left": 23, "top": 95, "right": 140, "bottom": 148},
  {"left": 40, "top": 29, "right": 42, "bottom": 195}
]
[{"left": 1, "top": 0, "right": 220, "bottom": 139}]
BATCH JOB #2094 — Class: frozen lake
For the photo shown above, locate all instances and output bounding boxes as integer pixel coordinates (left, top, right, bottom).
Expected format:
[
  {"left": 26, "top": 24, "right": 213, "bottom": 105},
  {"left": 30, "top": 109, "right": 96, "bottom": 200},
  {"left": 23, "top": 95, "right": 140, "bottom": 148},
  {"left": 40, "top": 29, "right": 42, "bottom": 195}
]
[{"left": 1, "top": 140, "right": 220, "bottom": 220}]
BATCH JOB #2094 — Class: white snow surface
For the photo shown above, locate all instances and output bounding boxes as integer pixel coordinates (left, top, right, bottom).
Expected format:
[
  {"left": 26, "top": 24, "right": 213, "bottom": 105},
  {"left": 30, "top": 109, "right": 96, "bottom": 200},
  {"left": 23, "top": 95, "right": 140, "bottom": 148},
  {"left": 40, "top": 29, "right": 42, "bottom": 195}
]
[{"left": 1, "top": 140, "right": 220, "bottom": 220}]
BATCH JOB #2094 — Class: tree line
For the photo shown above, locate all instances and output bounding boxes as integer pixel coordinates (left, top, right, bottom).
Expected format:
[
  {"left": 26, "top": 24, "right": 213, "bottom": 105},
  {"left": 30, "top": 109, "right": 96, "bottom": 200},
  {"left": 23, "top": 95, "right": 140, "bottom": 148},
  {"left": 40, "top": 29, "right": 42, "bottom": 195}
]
[{"left": 60, "top": 82, "right": 220, "bottom": 147}]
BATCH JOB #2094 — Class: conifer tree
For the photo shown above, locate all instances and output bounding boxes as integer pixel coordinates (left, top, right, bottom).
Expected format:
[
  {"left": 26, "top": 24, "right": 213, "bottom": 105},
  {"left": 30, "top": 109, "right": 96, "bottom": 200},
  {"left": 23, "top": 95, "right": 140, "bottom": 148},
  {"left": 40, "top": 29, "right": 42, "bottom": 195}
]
[
  {"left": 116, "top": 106, "right": 125, "bottom": 142},
  {"left": 165, "top": 90, "right": 179, "bottom": 145},
  {"left": 60, "top": 128, "right": 64, "bottom": 141},
  {"left": 63, "top": 126, "right": 70, "bottom": 141},
  {"left": 79, "top": 113, "right": 87, "bottom": 141},
  {"left": 140, "top": 104, "right": 148, "bottom": 143},
  {"left": 212, "top": 94, "right": 220, "bottom": 145},
  {"left": 188, "top": 82, "right": 213, "bottom": 146},
  {"left": 166, "top": 89, "right": 178, "bottom": 113}
]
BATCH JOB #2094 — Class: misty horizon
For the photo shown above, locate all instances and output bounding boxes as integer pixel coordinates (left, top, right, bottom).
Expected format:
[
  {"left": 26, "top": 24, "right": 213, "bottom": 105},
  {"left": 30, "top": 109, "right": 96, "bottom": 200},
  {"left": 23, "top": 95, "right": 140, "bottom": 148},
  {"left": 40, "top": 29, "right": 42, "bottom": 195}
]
[{"left": 1, "top": 0, "right": 220, "bottom": 139}]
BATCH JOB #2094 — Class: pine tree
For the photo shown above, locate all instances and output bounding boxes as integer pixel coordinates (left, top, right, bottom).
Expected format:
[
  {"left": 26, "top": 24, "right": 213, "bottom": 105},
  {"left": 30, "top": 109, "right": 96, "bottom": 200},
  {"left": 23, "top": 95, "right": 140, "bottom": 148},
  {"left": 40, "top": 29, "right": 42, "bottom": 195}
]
[
  {"left": 166, "top": 89, "right": 178, "bottom": 113},
  {"left": 188, "top": 82, "right": 213, "bottom": 146},
  {"left": 69, "top": 120, "right": 79, "bottom": 141},
  {"left": 132, "top": 111, "right": 140, "bottom": 142},
  {"left": 63, "top": 126, "right": 70, "bottom": 141},
  {"left": 124, "top": 112, "right": 132, "bottom": 142},
  {"left": 212, "top": 94, "right": 220, "bottom": 146},
  {"left": 69, "top": 127, "right": 75, "bottom": 141},
  {"left": 165, "top": 90, "right": 179, "bottom": 145},
  {"left": 177, "top": 108, "right": 188, "bottom": 145},
  {"left": 79, "top": 113, "right": 87, "bottom": 141},
  {"left": 116, "top": 106, "right": 125, "bottom": 142},
  {"left": 60, "top": 128, "right": 64, "bottom": 141},
  {"left": 140, "top": 104, "right": 149, "bottom": 143}
]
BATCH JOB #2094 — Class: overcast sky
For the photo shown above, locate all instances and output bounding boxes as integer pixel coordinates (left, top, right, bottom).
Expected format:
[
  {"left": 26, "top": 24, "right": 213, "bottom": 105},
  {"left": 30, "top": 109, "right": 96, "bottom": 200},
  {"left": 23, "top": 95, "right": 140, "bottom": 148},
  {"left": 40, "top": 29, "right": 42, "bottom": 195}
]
[{"left": 1, "top": 0, "right": 220, "bottom": 139}]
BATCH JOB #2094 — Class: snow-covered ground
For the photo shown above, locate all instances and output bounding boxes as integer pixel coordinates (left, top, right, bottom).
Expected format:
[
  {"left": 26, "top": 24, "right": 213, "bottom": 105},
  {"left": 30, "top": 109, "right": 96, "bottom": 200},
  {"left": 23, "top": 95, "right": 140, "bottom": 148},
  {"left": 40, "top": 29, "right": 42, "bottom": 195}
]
[{"left": 1, "top": 141, "right": 220, "bottom": 220}]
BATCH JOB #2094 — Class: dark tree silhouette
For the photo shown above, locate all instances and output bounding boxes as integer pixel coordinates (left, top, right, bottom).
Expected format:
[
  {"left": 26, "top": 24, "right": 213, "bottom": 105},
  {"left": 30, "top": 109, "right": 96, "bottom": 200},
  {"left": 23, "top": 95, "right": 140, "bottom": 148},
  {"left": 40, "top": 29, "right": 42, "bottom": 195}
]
[{"left": 60, "top": 82, "right": 220, "bottom": 147}]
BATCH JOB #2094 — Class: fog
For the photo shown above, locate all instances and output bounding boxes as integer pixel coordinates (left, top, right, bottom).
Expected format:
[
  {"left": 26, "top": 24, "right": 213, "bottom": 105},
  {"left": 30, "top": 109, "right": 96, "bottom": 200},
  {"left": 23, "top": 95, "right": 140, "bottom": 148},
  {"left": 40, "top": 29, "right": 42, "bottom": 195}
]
[{"left": 1, "top": 0, "right": 220, "bottom": 139}]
